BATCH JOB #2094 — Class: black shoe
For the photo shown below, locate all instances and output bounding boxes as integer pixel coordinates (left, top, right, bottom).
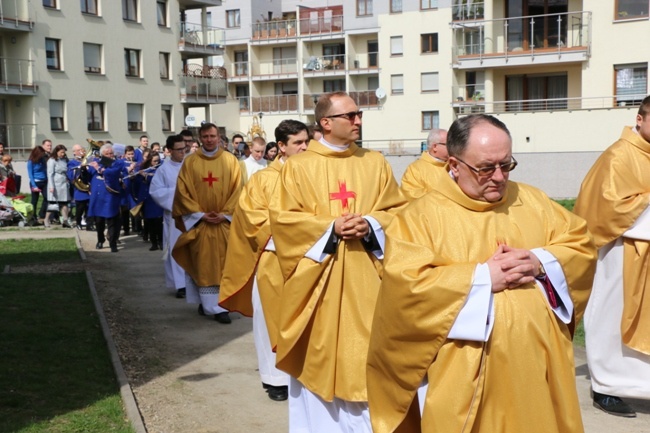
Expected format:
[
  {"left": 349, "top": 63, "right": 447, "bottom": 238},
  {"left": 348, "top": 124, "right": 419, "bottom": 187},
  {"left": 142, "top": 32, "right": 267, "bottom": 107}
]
[
  {"left": 149, "top": 245, "right": 159, "bottom": 251},
  {"left": 176, "top": 288, "right": 186, "bottom": 299},
  {"left": 87, "top": 225, "right": 95, "bottom": 231},
  {"left": 198, "top": 304, "right": 205, "bottom": 316},
  {"left": 116, "top": 239, "right": 123, "bottom": 245},
  {"left": 267, "top": 385, "right": 288, "bottom": 401},
  {"left": 143, "top": 236, "right": 149, "bottom": 242},
  {"left": 110, "top": 246, "right": 119, "bottom": 253},
  {"left": 96, "top": 242, "right": 103, "bottom": 249},
  {"left": 214, "top": 312, "right": 232, "bottom": 324},
  {"left": 262, "top": 383, "right": 271, "bottom": 391},
  {"left": 593, "top": 392, "right": 636, "bottom": 417}
]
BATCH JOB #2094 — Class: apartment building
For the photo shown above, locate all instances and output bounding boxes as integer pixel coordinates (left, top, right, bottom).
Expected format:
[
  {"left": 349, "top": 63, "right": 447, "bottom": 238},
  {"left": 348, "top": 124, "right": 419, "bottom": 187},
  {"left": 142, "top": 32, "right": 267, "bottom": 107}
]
[
  {"left": 0, "top": 0, "right": 226, "bottom": 155},
  {"left": 205, "top": 0, "right": 649, "bottom": 197}
]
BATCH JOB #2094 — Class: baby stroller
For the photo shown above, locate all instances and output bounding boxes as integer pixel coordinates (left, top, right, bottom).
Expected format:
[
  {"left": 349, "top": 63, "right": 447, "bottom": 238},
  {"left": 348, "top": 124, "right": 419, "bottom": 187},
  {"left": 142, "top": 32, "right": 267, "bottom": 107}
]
[{"left": 0, "top": 192, "right": 35, "bottom": 227}]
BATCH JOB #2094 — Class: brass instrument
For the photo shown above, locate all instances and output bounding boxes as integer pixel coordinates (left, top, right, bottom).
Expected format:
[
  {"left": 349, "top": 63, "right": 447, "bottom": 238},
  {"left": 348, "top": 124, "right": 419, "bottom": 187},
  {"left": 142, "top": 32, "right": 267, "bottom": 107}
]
[{"left": 72, "top": 139, "right": 102, "bottom": 192}]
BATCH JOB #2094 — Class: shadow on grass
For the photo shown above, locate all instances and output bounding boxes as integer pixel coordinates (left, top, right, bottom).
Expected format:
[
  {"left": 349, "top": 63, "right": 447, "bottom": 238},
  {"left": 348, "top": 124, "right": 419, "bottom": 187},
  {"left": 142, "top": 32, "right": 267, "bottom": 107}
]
[
  {"left": 0, "top": 273, "right": 133, "bottom": 433},
  {"left": 0, "top": 238, "right": 79, "bottom": 268}
]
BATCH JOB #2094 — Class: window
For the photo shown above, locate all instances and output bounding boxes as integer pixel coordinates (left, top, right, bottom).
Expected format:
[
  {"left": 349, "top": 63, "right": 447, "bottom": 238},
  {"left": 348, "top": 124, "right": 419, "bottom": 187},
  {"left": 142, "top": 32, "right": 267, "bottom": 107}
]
[
  {"left": 87, "top": 102, "right": 105, "bottom": 131},
  {"left": 421, "top": 33, "right": 439, "bottom": 54},
  {"left": 46, "top": 38, "right": 61, "bottom": 70},
  {"left": 226, "top": 9, "right": 241, "bottom": 28},
  {"left": 43, "top": 0, "right": 57, "bottom": 8},
  {"left": 124, "top": 49, "right": 140, "bottom": 77},
  {"left": 421, "top": 72, "right": 439, "bottom": 92},
  {"left": 615, "top": 63, "right": 648, "bottom": 106},
  {"left": 83, "top": 43, "right": 102, "bottom": 74},
  {"left": 391, "top": 74, "right": 404, "bottom": 94},
  {"left": 390, "top": 36, "right": 403, "bottom": 56},
  {"left": 122, "top": 0, "right": 137, "bottom": 22},
  {"left": 391, "top": 0, "right": 402, "bottom": 13},
  {"left": 50, "top": 100, "right": 65, "bottom": 131},
  {"left": 127, "top": 103, "right": 144, "bottom": 131},
  {"left": 236, "top": 85, "right": 249, "bottom": 111},
  {"left": 357, "top": 0, "right": 373, "bottom": 16},
  {"left": 324, "top": 80, "right": 346, "bottom": 92},
  {"left": 234, "top": 51, "right": 248, "bottom": 76},
  {"left": 422, "top": 111, "right": 440, "bottom": 130},
  {"left": 159, "top": 52, "right": 170, "bottom": 79},
  {"left": 157, "top": 0, "right": 167, "bottom": 26},
  {"left": 81, "top": 0, "right": 98, "bottom": 15},
  {"left": 506, "top": 73, "right": 568, "bottom": 111},
  {"left": 161, "top": 105, "right": 172, "bottom": 131},
  {"left": 616, "top": 0, "right": 649, "bottom": 19},
  {"left": 421, "top": 0, "right": 439, "bottom": 10}
]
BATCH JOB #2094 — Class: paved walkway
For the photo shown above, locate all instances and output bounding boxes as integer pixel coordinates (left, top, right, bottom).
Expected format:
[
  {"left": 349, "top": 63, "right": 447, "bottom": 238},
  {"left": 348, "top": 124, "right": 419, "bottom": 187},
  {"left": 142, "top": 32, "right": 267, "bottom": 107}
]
[{"left": 2, "top": 227, "right": 650, "bottom": 432}]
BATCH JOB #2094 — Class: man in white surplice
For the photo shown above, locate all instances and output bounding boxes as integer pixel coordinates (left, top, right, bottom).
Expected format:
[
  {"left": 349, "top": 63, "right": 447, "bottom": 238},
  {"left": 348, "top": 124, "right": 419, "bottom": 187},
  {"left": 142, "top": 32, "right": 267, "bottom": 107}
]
[{"left": 150, "top": 134, "right": 186, "bottom": 298}]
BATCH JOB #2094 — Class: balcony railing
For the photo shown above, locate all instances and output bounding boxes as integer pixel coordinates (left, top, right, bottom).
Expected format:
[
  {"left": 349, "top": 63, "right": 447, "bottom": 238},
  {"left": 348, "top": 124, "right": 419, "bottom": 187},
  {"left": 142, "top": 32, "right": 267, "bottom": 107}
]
[
  {"left": 299, "top": 15, "right": 343, "bottom": 36},
  {"left": 453, "top": 94, "right": 648, "bottom": 115},
  {"left": 350, "top": 90, "right": 380, "bottom": 108},
  {"left": 179, "top": 64, "right": 227, "bottom": 103},
  {"left": 303, "top": 54, "right": 345, "bottom": 72},
  {"left": 0, "top": 57, "right": 36, "bottom": 93},
  {"left": 250, "top": 95, "right": 298, "bottom": 113},
  {"left": 0, "top": 123, "right": 36, "bottom": 153},
  {"left": 253, "top": 58, "right": 298, "bottom": 76},
  {"left": 348, "top": 53, "right": 379, "bottom": 70},
  {"left": 236, "top": 96, "right": 250, "bottom": 112},
  {"left": 252, "top": 19, "right": 297, "bottom": 40},
  {"left": 452, "top": 11, "right": 591, "bottom": 62},
  {"left": 231, "top": 61, "right": 249, "bottom": 78},
  {"left": 452, "top": 1, "right": 484, "bottom": 21},
  {"left": 0, "top": 0, "right": 33, "bottom": 29},
  {"left": 179, "top": 22, "right": 225, "bottom": 54},
  {"left": 452, "top": 84, "right": 486, "bottom": 103}
]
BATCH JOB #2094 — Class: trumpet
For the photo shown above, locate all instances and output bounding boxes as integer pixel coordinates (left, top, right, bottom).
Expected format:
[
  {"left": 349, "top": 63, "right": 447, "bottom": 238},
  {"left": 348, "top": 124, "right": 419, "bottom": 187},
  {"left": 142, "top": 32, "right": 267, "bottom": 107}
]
[{"left": 73, "top": 139, "right": 103, "bottom": 192}]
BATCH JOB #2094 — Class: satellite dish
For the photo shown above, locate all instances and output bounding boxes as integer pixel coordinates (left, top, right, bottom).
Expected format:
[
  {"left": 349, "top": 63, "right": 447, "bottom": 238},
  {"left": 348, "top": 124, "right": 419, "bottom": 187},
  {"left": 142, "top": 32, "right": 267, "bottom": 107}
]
[
  {"left": 214, "top": 57, "right": 225, "bottom": 67},
  {"left": 375, "top": 87, "right": 387, "bottom": 99}
]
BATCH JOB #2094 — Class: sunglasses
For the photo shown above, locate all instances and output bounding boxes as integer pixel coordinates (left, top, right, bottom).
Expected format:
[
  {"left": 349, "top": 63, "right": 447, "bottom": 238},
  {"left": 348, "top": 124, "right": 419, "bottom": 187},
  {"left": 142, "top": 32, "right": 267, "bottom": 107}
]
[{"left": 326, "top": 111, "right": 363, "bottom": 122}]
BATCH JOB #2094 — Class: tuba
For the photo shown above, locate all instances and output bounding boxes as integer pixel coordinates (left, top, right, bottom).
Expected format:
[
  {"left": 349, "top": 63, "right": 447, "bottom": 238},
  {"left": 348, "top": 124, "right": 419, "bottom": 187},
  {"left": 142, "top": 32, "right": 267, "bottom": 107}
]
[{"left": 73, "top": 139, "right": 102, "bottom": 192}]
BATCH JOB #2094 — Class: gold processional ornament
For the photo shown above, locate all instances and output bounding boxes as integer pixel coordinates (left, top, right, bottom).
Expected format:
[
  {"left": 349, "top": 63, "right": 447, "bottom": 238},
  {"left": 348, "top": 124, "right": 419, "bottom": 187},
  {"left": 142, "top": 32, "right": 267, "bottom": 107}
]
[{"left": 246, "top": 115, "right": 266, "bottom": 143}]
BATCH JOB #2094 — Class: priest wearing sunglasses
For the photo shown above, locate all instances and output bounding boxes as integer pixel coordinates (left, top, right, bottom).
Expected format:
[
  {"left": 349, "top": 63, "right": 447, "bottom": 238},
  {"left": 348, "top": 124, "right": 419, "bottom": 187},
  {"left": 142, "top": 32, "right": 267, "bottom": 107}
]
[{"left": 368, "top": 114, "right": 597, "bottom": 433}]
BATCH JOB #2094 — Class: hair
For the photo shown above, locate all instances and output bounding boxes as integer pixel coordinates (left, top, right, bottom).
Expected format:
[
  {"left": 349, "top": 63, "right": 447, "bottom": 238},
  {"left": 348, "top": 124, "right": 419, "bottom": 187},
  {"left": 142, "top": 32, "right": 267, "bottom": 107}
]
[
  {"left": 28, "top": 145, "right": 47, "bottom": 163},
  {"left": 427, "top": 129, "right": 446, "bottom": 147},
  {"left": 315, "top": 91, "right": 349, "bottom": 126},
  {"left": 251, "top": 136, "right": 266, "bottom": 148},
  {"left": 151, "top": 142, "right": 161, "bottom": 150},
  {"left": 141, "top": 148, "right": 151, "bottom": 160},
  {"left": 42, "top": 139, "right": 52, "bottom": 146},
  {"left": 264, "top": 141, "right": 278, "bottom": 158},
  {"left": 2, "top": 154, "right": 12, "bottom": 163},
  {"left": 51, "top": 144, "right": 67, "bottom": 160},
  {"left": 165, "top": 134, "right": 184, "bottom": 150},
  {"left": 220, "top": 135, "right": 229, "bottom": 144},
  {"left": 139, "top": 135, "right": 148, "bottom": 141},
  {"left": 99, "top": 143, "right": 113, "bottom": 156},
  {"left": 276, "top": 119, "right": 309, "bottom": 144},
  {"left": 199, "top": 122, "right": 218, "bottom": 135},
  {"left": 141, "top": 152, "right": 159, "bottom": 170},
  {"left": 180, "top": 129, "right": 193, "bottom": 139},
  {"left": 638, "top": 95, "right": 650, "bottom": 118},
  {"left": 125, "top": 145, "right": 135, "bottom": 153},
  {"left": 447, "top": 114, "right": 511, "bottom": 158},
  {"left": 232, "top": 133, "right": 244, "bottom": 142}
]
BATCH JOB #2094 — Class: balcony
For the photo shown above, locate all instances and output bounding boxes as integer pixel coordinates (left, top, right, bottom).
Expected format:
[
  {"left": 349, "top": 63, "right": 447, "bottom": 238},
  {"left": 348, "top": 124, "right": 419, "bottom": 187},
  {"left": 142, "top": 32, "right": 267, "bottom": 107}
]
[
  {"left": 250, "top": 95, "right": 298, "bottom": 114},
  {"left": 0, "top": 57, "right": 37, "bottom": 95},
  {"left": 350, "top": 90, "right": 380, "bottom": 109},
  {"left": 229, "top": 61, "right": 248, "bottom": 82},
  {"left": 0, "top": 123, "right": 36, "bottom": 152},
  {"left": 452, "top": 11, "right": 591, "bottom": 69},
  {"left": 452, "top": 94, "right": 649, "bottom": 115},
  {"left": 179, "top": 64, "right": 227, "bottom": 104},
  {"left": 452, "top": 1, "right": 484, "bottom": 21},
  {"left": 178, "top": 22, "right": 224, "bottom": 57},
  {"left": 0, "top": 0, "right": 33, "bottom": 31},
  {"left": 299, "top": 15, "right": 344, "bottom": 37},
  {"left": 178, "top": 0, "right": 222, "bottom": 9},
  {"left": 348, "top": 53, "right": 379, "bottom": 74},
  {"left": 236, "top": 96, "right": 250, "bottom": 112},
  {"left": 252, "top": 19, "right": 297, "bottom": 43},
  {"left": 251, "top": 58, "right": 298, "bottom": 79},
  {"left": 303, "top": 54, "right": 346, "bottom": 77}
]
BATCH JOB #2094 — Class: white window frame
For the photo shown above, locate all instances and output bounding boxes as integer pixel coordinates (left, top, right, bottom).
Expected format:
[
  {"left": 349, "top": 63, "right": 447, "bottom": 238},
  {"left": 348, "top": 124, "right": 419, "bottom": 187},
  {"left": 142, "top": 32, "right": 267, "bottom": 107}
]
[
  {"left": 421, "top": 72, "right": 440, "bottom": 92},
  {"left": 50, "top": 100, "right": 65, "bottom": 131},
  {"left": 391, "top": 74, "right": 404, "bottom": 94},
  {"left": 390, "top": 36, "right": 403, "bottom": 56},
  {"left": 161, "top": 105, "right": 172, "bottom": 131},
  {"left": 159, "top": 52, "right": 170, "bottom": 79},
  {"left": 46, "top": 38, "right": 61, "bottom": 71},
  {"left": 615, "top": 63, "right": 648, "bottom": 106},
  {"left": 421, "top": 0, "right": 439, "bottom": 10},
  {"left": 83, "top": 43, "right": 102, "bottom": 74},
  {"left": 125, "top": 48, "right": 141, "bottom": 77},
  {"left": 81, "top": 0, "right": 98, "bottom": 15},
  {"left": 422, "top": 111, "right": 440, "bottom": 130},
  {"left": 127, "top": 103, "right": 144, "bottom": 132},
  {"left": 122, "top": 0, "right": 138, "bottom": 22}
]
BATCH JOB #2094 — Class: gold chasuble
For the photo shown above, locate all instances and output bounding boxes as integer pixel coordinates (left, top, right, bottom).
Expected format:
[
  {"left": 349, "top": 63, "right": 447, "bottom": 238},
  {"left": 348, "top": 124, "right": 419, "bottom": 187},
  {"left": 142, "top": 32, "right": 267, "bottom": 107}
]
[
  {"left": 269, "top": 140, "right": 407, "bottom": 403},
  {"left": 220, "top": 159, "right": 285, "bottom": 346},
  {"left": 575, "top": 126, "right": 650, "bottom": 354},
  {"left": 367, "top": 176, "right": 596, "bottom": 433},
  {"left": 400, "top": 151, "right": 449, "bottom": 201},
  {"left": 172, "top": 148, "right": 242, "bottom": 287}
]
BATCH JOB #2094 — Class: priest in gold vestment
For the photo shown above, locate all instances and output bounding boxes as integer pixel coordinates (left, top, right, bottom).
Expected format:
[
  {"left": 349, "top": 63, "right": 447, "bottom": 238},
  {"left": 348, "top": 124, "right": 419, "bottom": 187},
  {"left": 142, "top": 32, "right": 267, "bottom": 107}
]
[
  {"left": 367, "top": 114, "right": 596, "bottom": 433},
  {"left": 400, "top": 128, "right": 449, "bottom": 201},
  {"left": 574, "top": 96, "right": 650, "bottom": 417},
  {"left": 269, "top": 92, "right": 407, "bottom": 432},
  {"left": 220, "top": 120, "right": 309, "bottom": 402},
  {"left": 172, "top": 122, "right": 242, "bottom": 324}
]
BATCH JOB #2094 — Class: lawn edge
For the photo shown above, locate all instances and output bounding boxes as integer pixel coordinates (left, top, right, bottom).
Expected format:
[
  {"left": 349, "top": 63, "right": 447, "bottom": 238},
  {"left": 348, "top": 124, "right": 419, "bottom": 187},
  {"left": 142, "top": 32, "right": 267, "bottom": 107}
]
[{"left": 85, "top": 269, "right": 148, "bottom": 433}]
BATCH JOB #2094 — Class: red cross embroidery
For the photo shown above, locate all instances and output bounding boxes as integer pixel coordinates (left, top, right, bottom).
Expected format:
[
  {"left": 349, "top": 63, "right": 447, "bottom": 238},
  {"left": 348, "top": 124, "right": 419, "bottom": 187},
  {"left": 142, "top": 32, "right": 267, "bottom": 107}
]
[
  {"left": 202, "top": 171, "right": 219, "bottom": 187},
  {"left": 329, "top": 180, "right": 356, "bottom": 211}
]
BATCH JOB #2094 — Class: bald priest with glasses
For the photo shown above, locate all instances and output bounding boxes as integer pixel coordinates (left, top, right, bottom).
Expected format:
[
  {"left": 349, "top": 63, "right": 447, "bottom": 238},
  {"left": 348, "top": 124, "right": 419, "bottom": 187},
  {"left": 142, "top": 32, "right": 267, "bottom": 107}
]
[{"left": 367, "top": 114, "right": 597, "bottom": 433}]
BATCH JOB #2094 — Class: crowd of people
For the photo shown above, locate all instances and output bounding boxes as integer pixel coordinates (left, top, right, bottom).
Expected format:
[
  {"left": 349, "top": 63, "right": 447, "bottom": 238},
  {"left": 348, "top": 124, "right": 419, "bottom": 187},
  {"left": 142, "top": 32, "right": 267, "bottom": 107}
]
[{"left": 5, "top": 91, "right": 650, "bottom": 432}]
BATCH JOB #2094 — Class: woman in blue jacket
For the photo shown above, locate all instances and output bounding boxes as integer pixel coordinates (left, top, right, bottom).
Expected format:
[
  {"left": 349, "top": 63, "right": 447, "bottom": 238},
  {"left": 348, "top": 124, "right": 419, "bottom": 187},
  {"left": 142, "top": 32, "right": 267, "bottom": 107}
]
[{"left": 27, "top": 145, "right": 49, "bottom": 221}]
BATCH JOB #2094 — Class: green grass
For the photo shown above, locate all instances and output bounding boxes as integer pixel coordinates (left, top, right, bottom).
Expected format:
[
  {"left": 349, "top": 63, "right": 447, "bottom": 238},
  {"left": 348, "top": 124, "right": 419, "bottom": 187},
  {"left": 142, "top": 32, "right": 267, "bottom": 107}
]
[
  {"left": 554, "top": 198, "right": 576, "bottom": 212},
  {"left": 0, "top": 238, "right": 79, "bottom": 267},
  {"left": 574, "top": 320, "right": 585, "bottom": 347},
  {"left": 0, "top": 238, "right": 134, "bottom": 433}
]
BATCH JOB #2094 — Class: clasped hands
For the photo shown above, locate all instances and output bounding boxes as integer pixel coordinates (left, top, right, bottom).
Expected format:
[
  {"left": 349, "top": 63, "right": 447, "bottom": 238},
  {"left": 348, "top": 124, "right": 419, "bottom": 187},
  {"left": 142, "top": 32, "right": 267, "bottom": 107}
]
[
  {"left": 333, "top": 212, "right": 369, "bottom": 240},
  {"left": 201, "top": 211, "right": 227, "bottom": 225},
  {"left": 487, "top": 244, "right": 543, "bottom": 293}
]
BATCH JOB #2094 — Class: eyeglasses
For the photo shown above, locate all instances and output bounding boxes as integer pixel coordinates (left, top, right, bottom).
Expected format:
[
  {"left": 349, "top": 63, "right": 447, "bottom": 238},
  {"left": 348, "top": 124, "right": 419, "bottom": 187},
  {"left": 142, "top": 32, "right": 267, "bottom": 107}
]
[
  {"left": 455, "top": 156, "right": 518, "bottom": 177},
  {"left": 326, "top": 111, "right": 363, "bottom": 122}
]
